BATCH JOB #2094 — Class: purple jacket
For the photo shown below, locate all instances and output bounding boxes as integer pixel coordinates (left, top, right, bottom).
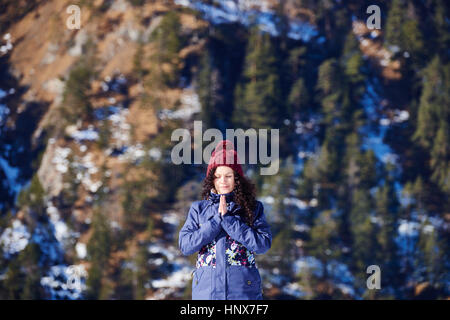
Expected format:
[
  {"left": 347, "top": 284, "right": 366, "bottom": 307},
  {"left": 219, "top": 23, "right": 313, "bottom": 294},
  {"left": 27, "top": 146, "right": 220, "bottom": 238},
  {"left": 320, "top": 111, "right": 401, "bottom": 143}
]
[{"left": 179, "top": 190, "right": 272, "bottom": 300}]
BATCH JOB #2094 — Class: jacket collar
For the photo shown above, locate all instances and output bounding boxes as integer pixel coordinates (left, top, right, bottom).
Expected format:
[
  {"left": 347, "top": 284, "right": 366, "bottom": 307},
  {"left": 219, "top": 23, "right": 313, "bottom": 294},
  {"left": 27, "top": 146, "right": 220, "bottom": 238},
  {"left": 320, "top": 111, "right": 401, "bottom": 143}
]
[
  {"left": 208, "top": 189, "right": 235, "bottom": 204},
  {"left": 207, "top": 189, "right": 240, "bottom": 216}
]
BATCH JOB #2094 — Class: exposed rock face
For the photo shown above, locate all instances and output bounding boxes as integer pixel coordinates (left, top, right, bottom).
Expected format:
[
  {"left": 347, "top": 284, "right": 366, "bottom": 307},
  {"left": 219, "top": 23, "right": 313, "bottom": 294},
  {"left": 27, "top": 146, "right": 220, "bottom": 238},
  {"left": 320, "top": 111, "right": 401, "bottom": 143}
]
[{"left": 37, "top": 139, "right": 64, "bottom": 197}]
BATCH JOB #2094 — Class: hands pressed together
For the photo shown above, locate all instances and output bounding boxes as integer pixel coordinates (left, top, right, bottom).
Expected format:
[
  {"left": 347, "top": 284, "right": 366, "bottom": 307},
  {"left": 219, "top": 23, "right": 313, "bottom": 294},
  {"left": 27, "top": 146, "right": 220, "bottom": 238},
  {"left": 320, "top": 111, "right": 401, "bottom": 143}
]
[{"left": 218, "top": 195, "right": 228, "bottom": 217}]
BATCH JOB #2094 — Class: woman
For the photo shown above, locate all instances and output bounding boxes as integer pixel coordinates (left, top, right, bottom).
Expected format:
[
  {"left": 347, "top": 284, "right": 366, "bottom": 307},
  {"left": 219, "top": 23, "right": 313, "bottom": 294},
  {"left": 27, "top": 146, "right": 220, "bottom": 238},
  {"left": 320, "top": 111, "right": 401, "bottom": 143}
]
[{"left": 178, "top": 140, "right": 272, "bottom": 300}]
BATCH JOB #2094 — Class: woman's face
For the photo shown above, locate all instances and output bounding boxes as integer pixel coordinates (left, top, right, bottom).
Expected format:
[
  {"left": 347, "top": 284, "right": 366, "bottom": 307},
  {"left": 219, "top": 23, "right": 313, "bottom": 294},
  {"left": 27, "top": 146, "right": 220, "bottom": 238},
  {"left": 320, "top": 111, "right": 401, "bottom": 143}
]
[{"left": 213, "top": 166, "right": 235, "bottom": 194}]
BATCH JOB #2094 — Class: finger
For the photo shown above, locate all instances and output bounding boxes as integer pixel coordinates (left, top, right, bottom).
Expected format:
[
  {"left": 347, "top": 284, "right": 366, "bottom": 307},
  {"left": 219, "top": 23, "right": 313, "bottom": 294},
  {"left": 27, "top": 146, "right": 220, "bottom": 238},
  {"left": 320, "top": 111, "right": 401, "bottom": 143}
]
[
  {"left": 218, "top": 196, "right": 225, "bottom": 213},
  {"left": 220, "top": 196, "right": 226, "bottom": 214}
]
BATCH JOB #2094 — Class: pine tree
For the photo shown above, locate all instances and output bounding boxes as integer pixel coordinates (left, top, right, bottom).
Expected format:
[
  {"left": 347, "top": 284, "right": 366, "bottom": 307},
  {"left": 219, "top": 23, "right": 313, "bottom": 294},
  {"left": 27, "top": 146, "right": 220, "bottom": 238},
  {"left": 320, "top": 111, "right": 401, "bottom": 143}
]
[
  {"left": 357, "top": 150, "right": 378, "bottom": 190},
  {"left": 86, "top": 263, "right": 103, "bottom": 300},
  {"left": 430, "top": 120, "right": 450, "bottom": 193},
  {"left": 349, "top": 189, "right": 377, "bottom": 284},
  {"left": 196, "top": 50, "right": 221, "bottom": 129},
  {"left": 288, "top": 78, "right": 309, "bottom": 119},
  {"left": 317, "top": 127, "right": 345, "bottom": 190},
  {"left": 385, "top": 0, "right": 404, "bottom": 49},
  {"left": 413, "top": 57, "right": 450, "bottom": 193},
  {"left": 233, "top": 25, "right": 282, "bottom": 129},
  {"left": 306, "top": 210, "right": 341, "bottom": 279},
  {"left": 18, "top": 242, "right": 43, "bottom": 299},
  {"left": 150, "top": 11, "right": 183, "bottom": 64},
  {"left": 269, "top": 226, "right": 295, "bottom": 278},
  {"left": 134, "top": 244, "right": 150, "bottom": 300},
  {"left": 116, "top": 264, "right": 134, "bottom": 299},
  {"left": 417, "top": 220, "right": 446, "bottom": 289},
  {"left": 261, "top": 156, "right": 295, "bottom": 224},
  {"left": 60, "top": 58, "right": 95, "bottom": 124},
  {"left": 342, "top": 32, "right": 365, "bottom": 87},
  {"left": 432, "top": 0, "right": 450, "bottom": 58},
  {"left": 148, "top": 11, "right": 184, "bottom": 88},
  {"left": 374, "top": 175, "right": 402, "bottom": 294},
  {"left": 316, "top": 58, "right": 343, "bottom": 126},
  {"left": 413, "top": 56, "right": 447, "bottom": 149},
  {"left": 3, "top": 258, "right": 22, "bottom": 299},
  {"left": 297, "top": 157, "right": 318, "bottom": 200},
  {"left": 17, "top": 174, "right": 46, "bottom": 221},
  {"left": 400, "top": 19, "right": 425, "bottom": 67},
  {"left": 86, "top": 210, "right": 112, "bottom": 299}
]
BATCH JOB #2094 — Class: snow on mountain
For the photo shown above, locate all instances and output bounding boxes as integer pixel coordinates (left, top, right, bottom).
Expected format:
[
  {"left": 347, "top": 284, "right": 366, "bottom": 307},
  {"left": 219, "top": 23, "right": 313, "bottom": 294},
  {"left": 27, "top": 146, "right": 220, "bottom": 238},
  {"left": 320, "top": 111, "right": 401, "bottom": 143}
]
[
  {"left": 0, "top": 33, "right": 13, "bottom": 56},
  {"left": 292, "top": 256, "right": 356, "bottom": 297},
  {"left": 158, "top": 88, "right": 201, "bottom": 121},
  {"left": 0, "top": 156, "right": 21, "bottom": 195},
  {"left": 0, "top": 219, "right": 30, "bottom": 258},
  {"left": 40, "top": 264, "right": 87, "bottom": 299},
  {"left": 175, "top": 0, "right": 318, "bottom": 42},
  {"left": 46, "top": 201, "right": 80, "bottom": 249}
]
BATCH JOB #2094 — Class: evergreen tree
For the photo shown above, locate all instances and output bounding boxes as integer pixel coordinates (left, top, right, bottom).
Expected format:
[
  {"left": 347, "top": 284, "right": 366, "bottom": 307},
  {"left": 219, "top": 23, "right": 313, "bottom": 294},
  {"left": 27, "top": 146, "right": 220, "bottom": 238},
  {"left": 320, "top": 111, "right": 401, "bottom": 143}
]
[
  {"left": 385, "top": 0, "right": 404, "bottom": 48},
  {"left": 60, "top": 58, "right": 95, "bottom": 124},
  {"left": 148, "top": 11, "right": 185, "bottom": 88},
  {"left": 342, "top": 32, "right": 365, "bottom": 87},
  {"left": 150, "top": 11, "right": 183, "bottom": 64},
  {"left": 17, "top": 174, "right": 46, "bottom": 221},
  {"left": 269, "top": 226, "right": 295, "bottom": 278},
  {"left": 413, "top": 57, "right": 450, "bottom": 192},
  {"left": 306, "top": 210, "right": 341, "bottom": 279},
  {"left": 116, "top": 263, "right": 134, "bottom": 299},
  {"left": 18, "top": 242, "right": 43, "bottom": 299},
  {"left": 134, "top": 244, "right": 150, "bottom": 300},
  {"left": 86, "top": 210, "right": 112, "bottom": 299},
  {"left": 400, "top": 19, "right": 425, "bottom": 67},
  {"left": 297, "top": 157, "right": 319, "bottom": 201},
  {"left": 233, "top": 25, "right": 282, "bottom": 129},
  {"left": 349, "top": 189, "right": 377, "bottom": 284},
  {"left": 3, "top": 258, "right": 22, "bottom": 299},
  {"left": 196, "top": 50, "right": 221, "bottom": 129},
  {"left": 430, "top": 119, "right": 450, "bottom": 194},
  {"left": 317, "top": 127, "right": 345, "bottom": 192},
  {"left": 413, "top": 56, "right": 443, "bottom": 148},
  {"left": 357, "top": 150, "right": 378, "bottom": 191},
  {"left": 86, "top": 263, "right": 103, "bottom": 300},
  {"left": 287, "top": 78, "right": 309, "bottom": 119},
  {"left": 316, "top": 58, "right": 343, "bottom": 126},
  {"left": 374, "top": 174, "right": 402, "bottom": 294},
  {"left": 432, "top": 0, "right": 450, "bottom": 58},
  {"left": 417, "top": 220, "right": 447, "bottom": 290}
]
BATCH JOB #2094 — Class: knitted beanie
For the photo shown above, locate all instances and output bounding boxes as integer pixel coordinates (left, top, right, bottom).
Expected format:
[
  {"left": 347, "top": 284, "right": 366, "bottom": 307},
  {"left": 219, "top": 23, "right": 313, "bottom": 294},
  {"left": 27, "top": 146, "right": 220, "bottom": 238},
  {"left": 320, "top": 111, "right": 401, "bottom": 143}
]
[{"left": 206, "top": 140, "right": 244, "bottom": 178}]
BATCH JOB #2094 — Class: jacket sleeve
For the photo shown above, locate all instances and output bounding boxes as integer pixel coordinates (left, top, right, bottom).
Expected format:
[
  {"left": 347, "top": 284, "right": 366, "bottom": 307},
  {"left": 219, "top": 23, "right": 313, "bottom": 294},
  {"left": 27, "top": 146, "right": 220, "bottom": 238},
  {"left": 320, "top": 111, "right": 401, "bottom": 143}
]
[
  {"left": 221, "top": 201, "right": 272, "bottom": 254},
  {"left": 178, "top": 202, "right": 223, "bottom": 256}
]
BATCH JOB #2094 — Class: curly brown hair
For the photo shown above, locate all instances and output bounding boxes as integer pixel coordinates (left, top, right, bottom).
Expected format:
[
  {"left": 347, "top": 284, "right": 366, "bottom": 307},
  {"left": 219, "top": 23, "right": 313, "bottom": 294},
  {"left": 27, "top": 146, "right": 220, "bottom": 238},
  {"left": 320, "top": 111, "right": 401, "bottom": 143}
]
[{"left": 201, "top": 167, "right": 257, "bottom": 227}]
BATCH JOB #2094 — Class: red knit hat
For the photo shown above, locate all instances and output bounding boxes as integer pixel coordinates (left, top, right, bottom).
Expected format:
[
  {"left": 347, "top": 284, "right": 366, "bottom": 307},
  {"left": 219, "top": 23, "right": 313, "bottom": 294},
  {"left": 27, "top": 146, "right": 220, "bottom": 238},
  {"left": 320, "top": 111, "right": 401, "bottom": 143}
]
[{"left": 206, "top": 140, "right": 244, "bottom": 178}]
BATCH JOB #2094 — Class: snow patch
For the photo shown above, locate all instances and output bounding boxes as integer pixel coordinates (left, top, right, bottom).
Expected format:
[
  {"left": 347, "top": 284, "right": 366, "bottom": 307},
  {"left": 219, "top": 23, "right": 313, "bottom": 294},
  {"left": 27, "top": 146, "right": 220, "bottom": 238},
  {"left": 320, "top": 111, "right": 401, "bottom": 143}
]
[
  {"left": 175, "top": 0, "right": 318, "bottom": 42},
  {"left": 40, "top": 264, "right": 87, "bottom": 299},
  {"left": 0, "top": 219, "right": 30, "bottom": 257}
]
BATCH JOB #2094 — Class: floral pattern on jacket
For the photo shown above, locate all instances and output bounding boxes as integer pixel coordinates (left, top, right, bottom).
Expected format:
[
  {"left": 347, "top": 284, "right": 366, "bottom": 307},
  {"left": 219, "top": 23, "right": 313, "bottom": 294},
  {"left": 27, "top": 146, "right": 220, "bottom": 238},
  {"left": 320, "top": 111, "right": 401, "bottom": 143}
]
[
  {"left": 195, "top": 235, "right": 256, "bottom": 268},
  {"left": 196, "top": 240, "right": 216, "bottom": 268},
  {"left": 225, "top": 234, "right": 256, "bottom": 267}
]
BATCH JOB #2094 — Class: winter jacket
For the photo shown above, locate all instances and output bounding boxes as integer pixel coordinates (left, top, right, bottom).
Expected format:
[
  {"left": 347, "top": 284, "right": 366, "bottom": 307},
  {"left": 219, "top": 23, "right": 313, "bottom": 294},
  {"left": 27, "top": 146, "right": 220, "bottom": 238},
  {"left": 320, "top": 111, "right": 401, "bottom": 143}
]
[{"left": 179, "top": 189, "right": 272, "bottom": 300}]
